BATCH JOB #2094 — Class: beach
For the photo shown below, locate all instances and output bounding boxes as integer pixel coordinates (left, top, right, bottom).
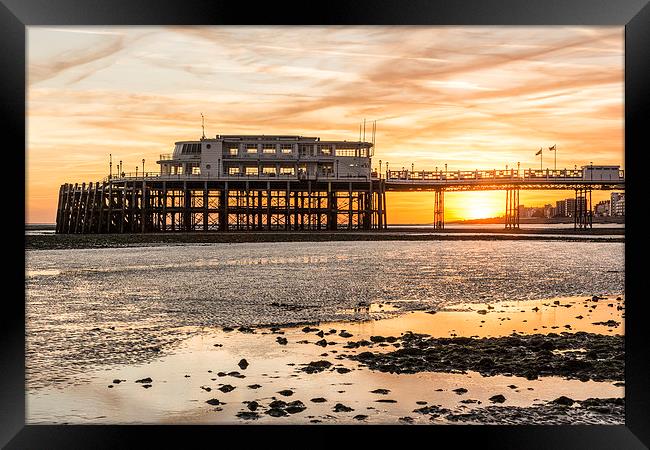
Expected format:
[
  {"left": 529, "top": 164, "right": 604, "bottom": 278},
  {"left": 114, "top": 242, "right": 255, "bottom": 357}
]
[
  {"left": 26, "top": 295, "right": 624, "bottom": 424},
  {"left": 25, "top": 235, "right": 625, "bottom": 424}
]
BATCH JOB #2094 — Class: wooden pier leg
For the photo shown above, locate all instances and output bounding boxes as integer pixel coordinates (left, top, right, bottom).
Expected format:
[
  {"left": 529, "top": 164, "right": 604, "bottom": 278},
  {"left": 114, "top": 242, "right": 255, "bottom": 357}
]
[
  {"left": 55, "top": 185, "right": 64, "bottom": 233},
  {"left": 285, "top": 181, "right": 290, "bottom": 231},
  {"left": 120, "top": 182, "right": 127, "bottom": 233},
  {"left": 266, "top": 182, "right": 271, "bottom": 231},
  {"left": 348, "top": 182, "right": 353, "bottom": 230},
  {"left": 107, "top": 182, "right": 113, "bottom": 233},
  {"left": 89, "top": 182, "right": 99, "bottom": 233},
  {"left": 307, "top": 181, "right": 312, "bottom": 230},
  {"left": 223, "top": 181, "right": 229, "bottom": 231},
  {"left": 161, "top": 181, "right": 167, "bottom": 231},
  {"left": 73, "top": 183, "right": 82, "bottom": 233},
  {"left": 377, "top": 181, "right": 383, "bottom": 230},
  {"left": 61, "top": 184, "right": 71, "bottom": 233},
  {"left": 381, "top": 184, "right": 388, "bottom": 229},
  {"left": 204, "top": 181, "right": 209, "bottom": 232}
]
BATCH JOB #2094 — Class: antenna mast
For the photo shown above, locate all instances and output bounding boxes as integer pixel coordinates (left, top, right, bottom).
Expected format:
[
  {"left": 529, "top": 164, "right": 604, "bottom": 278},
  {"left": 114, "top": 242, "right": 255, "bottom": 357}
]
[{"left": 201, "top": 113, "right": 206, "bottom": 140}]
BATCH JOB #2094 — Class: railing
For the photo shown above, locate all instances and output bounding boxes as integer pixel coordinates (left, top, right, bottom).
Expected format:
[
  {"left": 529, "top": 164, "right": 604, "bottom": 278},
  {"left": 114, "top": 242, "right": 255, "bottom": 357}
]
[
  {"left": 384, "top": 168, "right": 624, "bottom": 183},
  {"left": 102, "top": 172, "right": 371, "bottom": 183}
]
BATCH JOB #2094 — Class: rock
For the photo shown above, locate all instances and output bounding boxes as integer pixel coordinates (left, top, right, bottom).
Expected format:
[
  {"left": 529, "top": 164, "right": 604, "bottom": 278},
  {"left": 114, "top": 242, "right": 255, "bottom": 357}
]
[
  {"left": 301, "top": 360, "right": 332, "bottom": 374},
  {"left": 277, "top": 390, "right": 294, "bottom": 397},
  {"left": 399, "top": 416, "right": 414, "bottom": 423},
  {"left": 206, "top": 398, "right": 222, "bottom": 405},
  {"left": 336, "top": 367, "right": 351, "bottom": 374},
  {"left": 416, "top": 401, "right": 428, "bottom": 405},
  {"left": 107, "top": 385, "right": 113, "bottom": 388},
  {"left": 315, "top": 339, "right": 328, "bottom": 347},
  {"left": 276, "top": 337, "right": 288, "bottom": 345},
  {"left": 285, "top": 400, "right": 307, "bottom": 414},
  {"left": 142, "top": 384, "right": 152, "bottom": 388},
  {"left": 453, "top": 388, "right": 468, "bottom": 395},
  {"left": 339, "top": 331, "right": 353, "bottom": 338},
  {"left": 201, "top": 386, "right": 212, "bottom": 392},
  {"left": 184, "top": 374, "right": 191, "bottom": 378},
  {"left": 269, "top": 400, "right": 287, "bottom": 409},
  {"left": 370, "top": 336, "right": 386, "bottom": 343},
  {"left": 507, "top": 385, "right": 517, "bottom": 389},
  {"left": 489, "top": 394, "right": 506, "bottom": 403},
  {"left": 333, "top": 403, "right": 354, "bottom": 412},
  {"left": 353, "top": 414, "right": 368, "bottom": 420},
  {"left": 316, "top": 331, "right": 325, "bottom": 338},
  {"left": 112, "top": 379, "right": 123, "bottom": 384},
  {"left": 218, "top": 384, "right": 236, "bottom": 393},
  {"left": 477, "top": 310, "right": 487, "bottom": 315},
  {"left": 311, "top": 397, "right": 328, "bottom": 403},
  {"left": 238, "top": 359, "right": 249, "bottom": 370},
  {"left": 551, "top": 396, "right": 575, "bottom": 406},
  {"left": 302, "top": 326, "right": 319, "bottom": 333},
  {"left": 213, "top": 343, "right": 223, "bottom": 347},
  {"left": 370, "top": 389, "right": 390, "bottom": 395},
  {"left": 248, "top": 384, "right": 262, "bottom": 389},
  {"left": 223, "top": 327, "right": 234, "bottom": 332},
  {"left": 592, "top": 320, "right": 620, "bottom": 327},
  {"left": 376, "top": 399, "right": 397, "bottom": 403},
  {"left": 227, "top": 371, "right": 245, "bottom": 378},
  {"left": 237, "top": 411, "right": 259, "bottom": 420},
  {"left": 266, "top": 408, "right": 288, "bottom": 417},
  {"left": 238, "top": 326, "right": 254, "bottom": 333},
  {"left": 135, "top": 377, "right": 152, "bottom": 383}
]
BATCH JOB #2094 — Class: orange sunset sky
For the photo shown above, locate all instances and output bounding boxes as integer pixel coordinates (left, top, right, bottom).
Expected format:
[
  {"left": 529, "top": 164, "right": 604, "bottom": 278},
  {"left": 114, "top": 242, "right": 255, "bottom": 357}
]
[{"left": 26, "top": 26, "right": 624, "bottom": 224}]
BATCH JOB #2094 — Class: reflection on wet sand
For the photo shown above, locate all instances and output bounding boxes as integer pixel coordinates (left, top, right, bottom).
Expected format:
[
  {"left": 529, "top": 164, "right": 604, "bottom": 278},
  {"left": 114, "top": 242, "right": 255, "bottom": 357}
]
[{"left": 27, "top": 295, "right": 624, "bottom": 425}]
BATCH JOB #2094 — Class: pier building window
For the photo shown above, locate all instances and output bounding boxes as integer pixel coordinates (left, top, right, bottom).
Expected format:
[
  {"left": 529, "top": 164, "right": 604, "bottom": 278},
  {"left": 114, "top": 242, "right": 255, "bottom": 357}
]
[
  {"left": 246, "top": 144, "right": 258, "bottom": 154},
  {"left": 245, "top": 167, "right": 259, "bottom": 175},
  {"left": 281, "top": 144, "right": 293, "bottom": 154},
  {"left": 335, "top": 147, "right": 357, "bottom": 157},
  {"left": 228, "top": 167, "right": 240, "bottom": 175},
  {"left": 192, "top": 166, "right": 201, "bottom": 175},
  {"left": 262, "top": 144, "right": 276, "bottom": 154},
  {"left": 299, "top": 144, "right": 312, "bottom": 156},
  {"left": 262, "top": 166, "right": 276, "bottom": 175},
  {"left": 318, "top": 145, "right": 332, "bottom": 156},
  {"left": 280, "top": 167, "right": 295, "bottom": 175},
  {"left": 181, "top": 143, "right": 202, "bottom": 154},
  {"left": 225, "top": 144, "right": 239, "bottom": 156}
]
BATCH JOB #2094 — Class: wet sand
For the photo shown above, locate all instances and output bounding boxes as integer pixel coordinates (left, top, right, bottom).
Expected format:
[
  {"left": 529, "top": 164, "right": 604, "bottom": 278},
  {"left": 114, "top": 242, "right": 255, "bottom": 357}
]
[
  {"left": 27, "top": 295, "right": 624, "bottom": 424},
  {"left": 26, "top": 228, "right": 624, "bottom": 250}
]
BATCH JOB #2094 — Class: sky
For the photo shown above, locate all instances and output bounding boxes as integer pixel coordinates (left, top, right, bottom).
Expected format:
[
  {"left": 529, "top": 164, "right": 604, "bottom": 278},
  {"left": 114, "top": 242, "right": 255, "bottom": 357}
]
[{"left": 26, "top": 26, "right": 624, "bottom": 224}]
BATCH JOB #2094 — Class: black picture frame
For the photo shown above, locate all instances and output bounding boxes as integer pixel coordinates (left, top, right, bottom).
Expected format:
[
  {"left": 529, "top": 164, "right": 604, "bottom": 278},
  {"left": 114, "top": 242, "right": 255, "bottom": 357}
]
[{"left": 3, "top": 0, "right": 648, "bottom": 448}]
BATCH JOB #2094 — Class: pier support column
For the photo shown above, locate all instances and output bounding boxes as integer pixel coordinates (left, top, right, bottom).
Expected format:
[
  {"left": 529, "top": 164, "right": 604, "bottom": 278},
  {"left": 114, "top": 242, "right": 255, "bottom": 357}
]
[
  {"left": 574, "top": 187, "right": 593, "bottom": 230},
  {"left": 434, "top": 188, "right": 445, "bottom": 229},
  {"left": 504, "top": 187, "right": 520, "bottom": 229}
]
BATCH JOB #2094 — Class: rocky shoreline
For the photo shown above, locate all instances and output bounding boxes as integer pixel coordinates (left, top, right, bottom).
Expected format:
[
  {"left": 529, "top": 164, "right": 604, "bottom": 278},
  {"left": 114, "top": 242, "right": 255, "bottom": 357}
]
[
  {"left": 25, "top": 228, "right": 624, "bottom": 250},
  {"left": 349, "top": 331, "right": 624, "bottom": 382}
]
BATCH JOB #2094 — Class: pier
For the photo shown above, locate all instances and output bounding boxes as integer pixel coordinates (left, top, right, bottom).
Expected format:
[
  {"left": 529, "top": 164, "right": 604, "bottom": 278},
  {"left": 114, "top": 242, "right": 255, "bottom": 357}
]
[{"left": 54, "top": 134, "right": 624, "bottom": 233}]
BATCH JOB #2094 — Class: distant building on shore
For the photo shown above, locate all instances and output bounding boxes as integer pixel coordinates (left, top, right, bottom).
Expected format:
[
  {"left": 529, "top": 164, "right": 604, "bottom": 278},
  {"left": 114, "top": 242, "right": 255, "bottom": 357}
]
[
  {"left": 610, "top": 192, "right": 625, "bottom": 216},
  {"left": 553, "top": 197, "right": 587, "bottom": 218}
]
